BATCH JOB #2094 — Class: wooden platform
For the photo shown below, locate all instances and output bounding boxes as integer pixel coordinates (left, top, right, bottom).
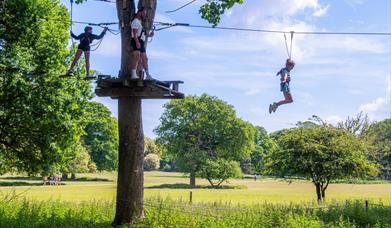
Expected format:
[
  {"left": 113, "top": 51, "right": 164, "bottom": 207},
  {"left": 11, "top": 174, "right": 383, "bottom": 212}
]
[{"left": 95, "top": 75, "right": 184, "bottom": 99}]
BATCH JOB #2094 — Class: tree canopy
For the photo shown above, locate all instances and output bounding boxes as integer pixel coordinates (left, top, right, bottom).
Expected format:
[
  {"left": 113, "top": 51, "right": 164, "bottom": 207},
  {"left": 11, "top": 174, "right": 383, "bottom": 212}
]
[
  {"left": 82, "top": 102, "right": 118, "bottom": 171},
  {"left": 264, "top": 125, "right": 378, "bottom": 202},
  {"left": 155, "top": 94, "right": 255, "bottom": 187},
  {"left": 0, "top": 0, "right": 93, "bottom": 175}
]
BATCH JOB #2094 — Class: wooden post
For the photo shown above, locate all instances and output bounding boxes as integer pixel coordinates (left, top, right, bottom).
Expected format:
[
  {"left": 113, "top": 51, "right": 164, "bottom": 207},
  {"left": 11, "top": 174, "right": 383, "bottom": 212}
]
[
  {"left": 365, "top": 200, "right": 369, "bottom": 213},
  {"left": 189, "top": 191, "right": 193, "bottom": 204}
]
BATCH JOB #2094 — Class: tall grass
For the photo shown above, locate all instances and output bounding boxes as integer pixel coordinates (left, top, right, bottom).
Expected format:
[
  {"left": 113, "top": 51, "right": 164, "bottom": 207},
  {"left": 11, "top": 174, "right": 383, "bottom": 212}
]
[{"left": 0, "top": 198, "right": 390, "bottom": 227}]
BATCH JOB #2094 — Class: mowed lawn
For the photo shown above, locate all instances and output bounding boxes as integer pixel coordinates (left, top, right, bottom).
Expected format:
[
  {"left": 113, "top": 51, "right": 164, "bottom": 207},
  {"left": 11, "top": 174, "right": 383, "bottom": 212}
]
[{"left": 1, "top": 172, "right": 390, "bottom": 205}]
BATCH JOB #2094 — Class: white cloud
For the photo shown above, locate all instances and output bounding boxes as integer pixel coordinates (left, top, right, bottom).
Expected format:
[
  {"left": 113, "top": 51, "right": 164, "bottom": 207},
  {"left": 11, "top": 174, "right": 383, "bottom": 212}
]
[
  {"left": 313, "top": 4, "right": 330, "bottom": 17},
  {"left": 359, "top": 97, "right": 390, "bottom": 120}
]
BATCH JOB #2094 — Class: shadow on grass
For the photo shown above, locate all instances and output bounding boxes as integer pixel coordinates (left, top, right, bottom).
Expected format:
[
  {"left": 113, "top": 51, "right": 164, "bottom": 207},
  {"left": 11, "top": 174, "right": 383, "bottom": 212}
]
[
  {"left": 146, "top": 183, "right": 247, "bottom": 189},
  {"left": 69, "top": 177, "right": 112, "bottom": 182},
  {"left": 0, "top": 182, "right": 66, "bottom": 187},
  {"left": 0, "top": 176, "right": 112, "bottom": 182},
  {"left": 0, "top": 176, "right": 41, "bottom": 181}
]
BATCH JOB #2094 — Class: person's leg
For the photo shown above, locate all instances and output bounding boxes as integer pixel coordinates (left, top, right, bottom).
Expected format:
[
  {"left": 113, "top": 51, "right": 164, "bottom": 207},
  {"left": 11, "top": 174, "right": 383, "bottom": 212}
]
[
  {"left": 67, "top": 49, "right": 83, "bottom": 74},
  {"left": 141, "top": 52, "right": 153, "bottom": 79},
  {"left": 84, "top": 51, "right": 90, "bottom": 77},
  {"left": 131, "top": 51, "right": 141, "bottom": 79},
  {"left": 276, "top": 92, "right": 293, "bottom": 106}
]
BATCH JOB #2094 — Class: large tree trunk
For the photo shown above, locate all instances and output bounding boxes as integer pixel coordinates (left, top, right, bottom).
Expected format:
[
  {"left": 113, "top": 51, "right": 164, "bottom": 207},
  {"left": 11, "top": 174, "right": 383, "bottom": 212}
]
[
  {"left": 113, "top": 0, "right": 156, "bottom": 225},
  {"left": 190, "top": 172, "right": 196, "bottom": 187},
  {"left": 114, "top": 97, "right": 144, "bottom": 225},
  {"left": 116, "top": 0, "right": 135, "bottom": 78}
]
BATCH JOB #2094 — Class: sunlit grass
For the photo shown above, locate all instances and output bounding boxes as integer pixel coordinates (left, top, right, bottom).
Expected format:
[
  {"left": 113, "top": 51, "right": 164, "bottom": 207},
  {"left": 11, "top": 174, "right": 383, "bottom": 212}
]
[{"left": 1, "top": 172, "right": 390, "bottom": 205}]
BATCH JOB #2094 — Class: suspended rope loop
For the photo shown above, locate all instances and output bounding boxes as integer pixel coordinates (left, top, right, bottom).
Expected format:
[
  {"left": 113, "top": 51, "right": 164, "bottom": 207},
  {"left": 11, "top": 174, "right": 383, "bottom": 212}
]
[
  {"left": 289, "top": 31, "right": 294, "bottom": 59},
  {"left": 284, "top": 33, "right": 290, "bottom": 59}
]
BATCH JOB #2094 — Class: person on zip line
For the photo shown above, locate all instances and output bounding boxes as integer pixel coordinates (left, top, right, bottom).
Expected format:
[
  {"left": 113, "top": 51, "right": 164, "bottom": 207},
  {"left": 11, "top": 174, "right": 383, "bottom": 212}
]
[
  {"left": 66, "top": 26, "right": 108, "bottom": 78},
  {"left": 131, "top": 7, "right": 154, "bottom": 80},
  {"left": 269, "top": 59, "right": 295, "bottom": 113}
]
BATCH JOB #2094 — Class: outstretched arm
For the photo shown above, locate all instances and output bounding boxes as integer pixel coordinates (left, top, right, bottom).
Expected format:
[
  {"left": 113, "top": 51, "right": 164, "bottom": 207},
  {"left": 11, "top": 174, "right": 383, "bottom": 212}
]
[
  {"left": 93, "top": 28, "right": 108, "bottom": 40},
  {"left": 70, "top": 31, "right": 80, "bottom": 40}
]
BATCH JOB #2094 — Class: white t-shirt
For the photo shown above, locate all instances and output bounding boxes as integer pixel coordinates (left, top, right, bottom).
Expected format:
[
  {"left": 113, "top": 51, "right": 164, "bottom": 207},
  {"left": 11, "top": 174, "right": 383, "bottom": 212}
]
[{"left": 131, "top": 18, "right": 145, "bottom": 41}]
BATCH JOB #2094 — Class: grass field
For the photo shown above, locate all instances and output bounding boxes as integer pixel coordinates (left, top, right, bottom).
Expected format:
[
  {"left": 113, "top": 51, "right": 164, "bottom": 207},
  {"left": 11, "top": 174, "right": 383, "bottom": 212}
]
[{"left": 1, "top": 172, "right": 390, "bottom": 205}]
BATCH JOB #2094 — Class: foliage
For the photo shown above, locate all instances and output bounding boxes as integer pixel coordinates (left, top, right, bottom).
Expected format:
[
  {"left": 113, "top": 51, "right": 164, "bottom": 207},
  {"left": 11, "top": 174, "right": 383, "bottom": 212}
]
[
  {"left": 264, "top": 125, "right": 379, "bottom": 202},
  {"left": 82, "top": 102, "right": 118, "bottom": 171},
  {"left": 198, "top": 159, "right": 242, "bottom": 187},
  {"left": 364, "top": 119, "right": 391, "bottom": 179},
  {"left": 250, "top": 126, "right": 278, "bottom": 174},
  {"left": 199, "top": 0, "right": 244, "bottom": 26},
  {"left": 66, "top": 142, "right": 96, "bottom": 174},
  {"left": 144, "top": 154, "right": 160, "bottom": 171},
  {"left": 0, "top": 199, "right": 390, "bottom": 227},
  {"left": 0, "top": 0, "right": 93, "bottom": 175},
  {"left": 337, "top": 112, "right": 371, "bottom": 136},
  {"left": 144, "top": 137, "right": 163, "bottom": 157},
  {"left": 155, "top": 94, "right": 255, "bottom": 186}
]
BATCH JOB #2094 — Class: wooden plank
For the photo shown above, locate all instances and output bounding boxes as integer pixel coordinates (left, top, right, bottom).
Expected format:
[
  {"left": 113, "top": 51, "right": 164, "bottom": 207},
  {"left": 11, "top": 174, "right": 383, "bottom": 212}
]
[{"left": 95, "top": 88, "right": 184, "bottom": 99}]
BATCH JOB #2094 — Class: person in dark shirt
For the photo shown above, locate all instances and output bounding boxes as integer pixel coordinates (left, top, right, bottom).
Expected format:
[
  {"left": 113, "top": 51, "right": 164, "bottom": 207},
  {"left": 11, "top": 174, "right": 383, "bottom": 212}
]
[{"left": 66, "top": 26, "right": 107, "bottom": 78}]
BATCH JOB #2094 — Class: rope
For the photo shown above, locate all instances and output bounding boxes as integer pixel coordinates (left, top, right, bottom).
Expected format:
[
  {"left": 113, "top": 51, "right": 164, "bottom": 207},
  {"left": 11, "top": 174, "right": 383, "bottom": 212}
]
[
  {"left": 153, "top": 21, "right": 391, "bottom": 36},
  {"left": 284, "top": 33, "right": 290, "bottom": 59},
  {"left": 165, "top": 0, "right": 197, "bottom": 13},
  {"left": 289, "top": 31, "right": 293, "bottom": 59},
  {"left": 70, "top": 0, "right": 76, "bottom": 51}
]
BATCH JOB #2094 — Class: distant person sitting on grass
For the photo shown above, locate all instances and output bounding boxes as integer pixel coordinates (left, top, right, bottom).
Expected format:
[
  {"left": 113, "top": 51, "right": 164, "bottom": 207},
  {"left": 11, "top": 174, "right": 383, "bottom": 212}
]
[
  {"left": 269, "top": 59, "right": 295, "bottom": 113},
  {"left": 42, "top": 176, "right": 48, "bottom": 185}
]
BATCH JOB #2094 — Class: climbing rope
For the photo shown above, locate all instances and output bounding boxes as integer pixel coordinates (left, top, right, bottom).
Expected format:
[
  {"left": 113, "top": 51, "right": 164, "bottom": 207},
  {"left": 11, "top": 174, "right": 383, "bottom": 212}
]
[
  {"left": 284, "top": 31, "right": 294, "bottom": 59},
  {"left": 70, "top": 0, "right": 76, "bottom": 51}
]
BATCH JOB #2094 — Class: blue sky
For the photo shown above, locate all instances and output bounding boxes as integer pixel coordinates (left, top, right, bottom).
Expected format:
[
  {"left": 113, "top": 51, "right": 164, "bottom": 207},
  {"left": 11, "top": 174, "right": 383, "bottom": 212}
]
[{"left": 62, "top": 0, "right": 391, "bottom": 138}]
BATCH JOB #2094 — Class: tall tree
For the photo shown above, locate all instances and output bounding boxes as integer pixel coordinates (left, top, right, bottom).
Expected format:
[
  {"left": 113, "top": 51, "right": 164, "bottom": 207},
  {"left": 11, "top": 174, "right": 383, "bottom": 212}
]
[
  {"left": 250, "top": 126, "right": 278, "bottom": 174},
  {"left": 74, "top": 0, "right": 244, "bottom": 224},
  {"left": 155, "top": 94, "right": 255, "bottom": 187},
  {"left": 83, "top": 102, "right": 118, "bottom": 171},
  {"left": 0, "top": 0, "right": 92, "bottom": 175},
  {"left": 337, "top": 112, "right": 371, "bottom": 136},
  {"left": 364, "top": 119, "right": 391, "bottom": 180},
  {"left": 264, "top": 125, "right": 378, "bottom": 202}
]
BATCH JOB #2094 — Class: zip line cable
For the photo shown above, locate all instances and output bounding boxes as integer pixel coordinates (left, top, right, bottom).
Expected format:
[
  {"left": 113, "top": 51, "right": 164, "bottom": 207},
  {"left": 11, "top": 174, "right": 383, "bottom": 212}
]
[{"left": 153, "top": 21, "right": 391, "bottom": 36}]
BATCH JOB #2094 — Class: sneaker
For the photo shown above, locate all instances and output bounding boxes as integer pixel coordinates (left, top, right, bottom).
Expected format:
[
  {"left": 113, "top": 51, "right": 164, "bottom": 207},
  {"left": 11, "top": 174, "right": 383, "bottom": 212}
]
[
  {"left": 130, "top": 73, "right": 139, "bottom": 80},
  {"left": 272, "top": 103, "right": 278, "bottom": 112},
  {"left": 269, "top": 104, "right": 273, "bottom": 114}
]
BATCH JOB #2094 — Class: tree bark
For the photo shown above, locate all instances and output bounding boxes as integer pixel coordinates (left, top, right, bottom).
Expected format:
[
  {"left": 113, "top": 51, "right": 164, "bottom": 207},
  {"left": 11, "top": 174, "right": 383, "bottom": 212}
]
[
  {"left": 190, "top": 172, "right": 196, "bottom": 187},
  {"left": 321, "top": 188, "right": 326, "bottom": 200},
  {"left": 112, "top": 0, "right": 156, "bottom": 225},
  {"left": 116, "top": 0, "right": 136, "bottom": 79},
  {"left": 315, "top": 183, "right": 322, "bottom": 203},
  {"left": 113, "top": 97, "right": 144, "bottom": 225}
]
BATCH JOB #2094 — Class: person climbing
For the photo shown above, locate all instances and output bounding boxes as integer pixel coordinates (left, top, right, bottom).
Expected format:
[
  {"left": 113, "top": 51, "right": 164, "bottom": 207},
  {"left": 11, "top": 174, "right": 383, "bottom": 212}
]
[
  {"left": 66, "top": 26, "right": 108, "bottom": 79},
  {"left": 131, "top": 7, "right": 154, "bottom": 80},
  {"left": 269, "top": 59, "right": 295, "bottom": 113}
]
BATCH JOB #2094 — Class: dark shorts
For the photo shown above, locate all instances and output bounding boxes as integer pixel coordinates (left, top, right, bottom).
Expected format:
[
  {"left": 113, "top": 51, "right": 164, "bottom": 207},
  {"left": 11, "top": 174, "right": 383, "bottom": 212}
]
[
  {"left": 78, "top": 44, "right": 90, "bottom": 51},
  {"left": 280, "top": 82, "right": 290, "bottom": 92},
  {"left": 131, "top": 38, "right": 146, "bottom": 53}
]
